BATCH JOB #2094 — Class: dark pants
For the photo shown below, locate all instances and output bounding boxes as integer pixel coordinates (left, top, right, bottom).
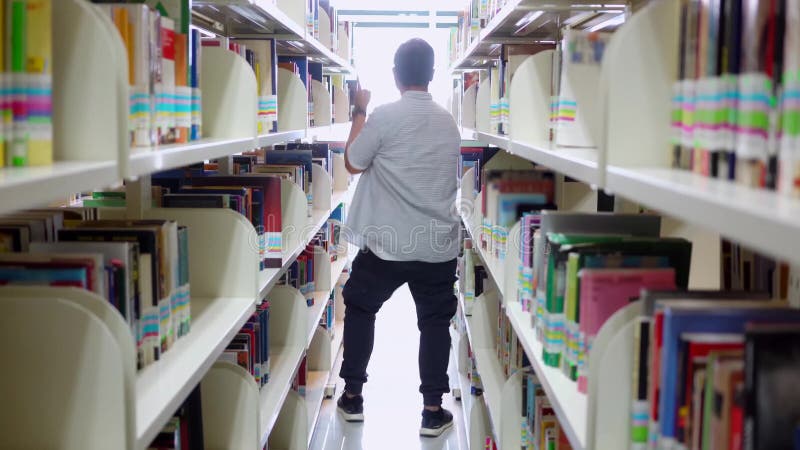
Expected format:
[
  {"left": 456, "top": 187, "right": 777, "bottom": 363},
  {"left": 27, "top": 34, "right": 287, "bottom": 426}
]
[{"left": 339, "top": 249, "right": 458, "bottom": 407}]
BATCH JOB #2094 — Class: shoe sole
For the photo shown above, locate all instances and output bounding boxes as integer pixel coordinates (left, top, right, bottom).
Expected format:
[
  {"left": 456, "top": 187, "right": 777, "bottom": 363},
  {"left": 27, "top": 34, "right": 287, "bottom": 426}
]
[
  {"left": 419, "top": 419, "right": 453, "bottom": 437},
  {"left": 337, "top": 407, "right": 364, "bottom": 422}
]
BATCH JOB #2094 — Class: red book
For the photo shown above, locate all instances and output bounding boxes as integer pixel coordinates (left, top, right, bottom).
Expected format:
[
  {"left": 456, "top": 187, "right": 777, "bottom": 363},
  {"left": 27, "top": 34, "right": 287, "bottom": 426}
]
[{"left": 189, "top": 176, "right": 282, "bottom": 268}]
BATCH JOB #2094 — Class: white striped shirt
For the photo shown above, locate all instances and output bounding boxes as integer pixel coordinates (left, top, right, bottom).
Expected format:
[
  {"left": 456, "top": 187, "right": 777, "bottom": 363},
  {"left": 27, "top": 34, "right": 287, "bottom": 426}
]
[{"left": 345, "top": 90, "right": 461, "bottom": 262}]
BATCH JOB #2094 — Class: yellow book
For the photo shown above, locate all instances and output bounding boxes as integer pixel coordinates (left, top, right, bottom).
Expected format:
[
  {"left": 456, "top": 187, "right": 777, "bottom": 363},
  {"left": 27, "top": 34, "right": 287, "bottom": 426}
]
[
  {"left": 25, "top": 0, "right": 51, "bottom": 165},
  {"left": 113, "top": 7, "right": 132, "bottom": 84}
]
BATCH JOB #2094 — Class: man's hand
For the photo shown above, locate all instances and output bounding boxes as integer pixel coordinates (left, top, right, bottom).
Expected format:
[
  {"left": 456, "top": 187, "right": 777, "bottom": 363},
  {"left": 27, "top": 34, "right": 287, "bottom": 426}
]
[{"left": 353, "top": 88, "right": 371, "bottom": 112}]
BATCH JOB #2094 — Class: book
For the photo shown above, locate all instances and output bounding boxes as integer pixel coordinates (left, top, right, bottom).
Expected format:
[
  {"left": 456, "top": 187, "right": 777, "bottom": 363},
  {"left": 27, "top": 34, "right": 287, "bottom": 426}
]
[
  {"left": 576, "top": 267, "right": 677, "bottom": 393},
  {"left": 656, "top": 302, "right": 800, "bottom": 445},
  {"left": 743, "top": 323, "right": 800, "bottom": 450},
  {"left": 25, "top": 0, "right": 52, "bottom": 165}
]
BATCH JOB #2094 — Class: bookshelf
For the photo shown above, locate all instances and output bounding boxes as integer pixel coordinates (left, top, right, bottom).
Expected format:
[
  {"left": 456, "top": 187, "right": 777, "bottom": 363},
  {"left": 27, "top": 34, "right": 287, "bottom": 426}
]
[
  {"left": 0, "top": 1, "right": 360, "bottom": 448},
  {"left": 462, "top": 208, "right": 590, "bottom": 450}
]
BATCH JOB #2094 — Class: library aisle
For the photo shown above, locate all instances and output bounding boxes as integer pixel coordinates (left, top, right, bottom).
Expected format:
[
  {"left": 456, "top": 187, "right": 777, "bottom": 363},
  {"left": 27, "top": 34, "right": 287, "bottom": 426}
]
[{"left": 310, "top": 284, "right": 468, "bottom": 450}]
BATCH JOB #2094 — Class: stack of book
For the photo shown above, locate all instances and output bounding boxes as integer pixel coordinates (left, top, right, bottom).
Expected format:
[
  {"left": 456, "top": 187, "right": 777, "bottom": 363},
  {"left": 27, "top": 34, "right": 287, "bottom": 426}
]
[
  {"left": 152, "top": 169, "right": 284, "bottom": 268},
  {"left": 220, "top": 301, "right": 270, "bottom": 386},
  {"left": 0, "top": 209, "right": 191, "bottom": 369},
  {"left": 147, "top": 386, "right": 204, "bottom": 450},
  {"left": 632, "top": 291, "right": 800, "bottom": 450},
  {"left": 480, "top": 169, "right": 555, "bottom": 260},
  {"left": 96, "top": 2, "right": 202, "bottom": 147},
  {"left": 671, "top": 0, "right": 800, "bottom": 196},
  {"left": 517, "top": 212, "right": 695, "bottom": 390},
  {"left": 457, "top": 237, "right": 489, "bottom": 315},
  {"left": 292, "top": 355, "right": 308, "bottom": 397},
  {"left": 521, "top": 370, "right": 573, "bottom": 450},
  {"left": 1, "top": 0, "right": 52, "bottom": 167},
  {"left": 459, "top": 145, "right": 499, "bottom": 198},
  {"left": 319, "top": 290, "right": 334, "bottom": 331},
  {"left": 281, "top": 244, "right": 316, "bottom": 306},
  {"left": 497, "top": 299, "right": 529, "bottom": 378}
]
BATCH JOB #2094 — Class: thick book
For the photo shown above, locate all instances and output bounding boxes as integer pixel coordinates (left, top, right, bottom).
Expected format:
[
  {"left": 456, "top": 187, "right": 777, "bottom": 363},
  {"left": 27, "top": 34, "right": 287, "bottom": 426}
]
[
  {"left": 656, "top": 302, "right": 800, "bottom": 444},
  {"left": 743, "top": 322, "right": 800, "bottom": 450},
  {"left": 188, "top": 176, "right": 282, "bottom": 267}
]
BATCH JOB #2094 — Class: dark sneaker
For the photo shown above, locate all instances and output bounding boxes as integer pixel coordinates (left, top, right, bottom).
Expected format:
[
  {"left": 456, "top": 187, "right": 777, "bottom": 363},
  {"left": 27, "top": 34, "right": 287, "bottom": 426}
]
[
  {"left": 337, "top": 393, "right": 364, "bottom": 422},
  {"left": 420, "top": 407, "right": 454, "bottom": 437}
]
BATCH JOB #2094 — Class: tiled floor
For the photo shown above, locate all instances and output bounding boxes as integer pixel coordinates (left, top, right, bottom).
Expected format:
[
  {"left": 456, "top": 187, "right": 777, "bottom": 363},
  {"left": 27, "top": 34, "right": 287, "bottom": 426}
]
[{"left": 310, "top": 284, "right": 468, "bottom": 450}]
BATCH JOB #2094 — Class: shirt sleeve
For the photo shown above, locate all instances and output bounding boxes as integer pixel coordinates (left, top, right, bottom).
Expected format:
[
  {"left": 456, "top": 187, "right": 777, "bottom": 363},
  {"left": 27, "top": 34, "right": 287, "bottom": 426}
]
[{"left": 347, "top": 109, "right": 383, "bottom": 171}]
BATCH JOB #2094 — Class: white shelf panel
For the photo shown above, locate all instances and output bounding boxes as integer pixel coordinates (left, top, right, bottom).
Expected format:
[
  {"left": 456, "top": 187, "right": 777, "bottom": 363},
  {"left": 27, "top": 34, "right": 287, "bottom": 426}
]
[
  {"left": 257, "top": 130, "right": 307, "bottom": 148},
  {"left": 259, "top": 344, "right": 306, "bottom": 448},
  {"left": 130, "top": 138, "right": 254, "bottom": 177},
  {"left": 606, "top": 166, "right": 800, "bottom": 267},
  {"left": 331, "top": 319, "right": 344, "bottom": 363},
  {"left": 130, "top": 130, "right": 302, "bottom": 178},
  {"left": 307, "top": 123, "right": 351, "bottom": 142},
  {"left": 450, "top": 327, "right": 476, "bottom": 435},
  {"left": 475, "top": 131, "right": 511, "bottom": 150},
  {"left": 461, "top": 127, "right": 479, "bottom": 142},
  {"left": 510, "top": 140, "right": 600, "bottom": 186},
  {"left": 472, "top": 348, "right": 504, "bottom": 444},
  {"left": 258, "top": 207, "right": 330, "bottom": 299},
  {"left": 468, "top": 131, "right": 601, "bottom": 187},
  {"left": 0, "top": 160, "right": 119, "bottom": 215},
  {"left": 135, "top": 296, "right": 255, "bottom": 450},
  {"left": 305, "top": 257, "right": 348, "bottom": 347},
  {"left": 304, "top": 370, "right": 329, "bottom": 446},
  {"left": 506, "top": 302, "right": 587, "bottom": 450}
]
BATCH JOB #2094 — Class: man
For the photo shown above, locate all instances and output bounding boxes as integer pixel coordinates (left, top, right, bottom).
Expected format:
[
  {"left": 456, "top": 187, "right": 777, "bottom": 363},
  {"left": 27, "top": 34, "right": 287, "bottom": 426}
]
[{"left": 336, "top": 38, "right": 462, "bottom": 438}]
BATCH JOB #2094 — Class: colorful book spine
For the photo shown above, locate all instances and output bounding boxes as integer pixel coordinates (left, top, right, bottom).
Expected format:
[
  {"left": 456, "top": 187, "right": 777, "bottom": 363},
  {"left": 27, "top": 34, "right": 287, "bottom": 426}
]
[
  {"left": 9, "top": 0, "right": 27, "bottom": 166},
  {"left": 24, "top": 0, "right": 51, "bottom": 166}
]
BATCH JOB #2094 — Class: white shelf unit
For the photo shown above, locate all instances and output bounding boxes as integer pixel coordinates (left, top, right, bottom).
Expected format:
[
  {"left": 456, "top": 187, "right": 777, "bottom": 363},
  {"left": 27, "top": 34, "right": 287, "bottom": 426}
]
[
  {"left": 192, "top": 0, "right": 355, "bottom": 74},
  {"left": 0, "top": 1, "right": 361, "bottom": 448},
  {"left": 307, "top": 123, "right": 352, "bottom": 142},
  {"left": 461, "top": 204, "right": 588, "bottom": 450},
  {"left": 257, "top": 247, "right": 351, "bottom": 448},
  {"left": 135, "top": 296, "right": 255, "bottom": 448}
]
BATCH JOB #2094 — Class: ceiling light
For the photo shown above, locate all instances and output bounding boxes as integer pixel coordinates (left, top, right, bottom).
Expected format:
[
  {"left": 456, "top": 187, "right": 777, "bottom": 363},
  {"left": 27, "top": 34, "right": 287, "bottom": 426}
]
[{"left": 588, "top": 14, "right": 625, "bottom": 31}]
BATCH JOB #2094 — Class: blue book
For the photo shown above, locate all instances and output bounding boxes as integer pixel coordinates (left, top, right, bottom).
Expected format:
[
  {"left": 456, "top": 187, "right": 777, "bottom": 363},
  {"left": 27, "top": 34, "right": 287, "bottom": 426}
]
[
  {"left": 657, "top": 304, "right": 800, "bottom": 442},
  {"left": 0, "top": 267, "right": 88, "bottom": 287}
]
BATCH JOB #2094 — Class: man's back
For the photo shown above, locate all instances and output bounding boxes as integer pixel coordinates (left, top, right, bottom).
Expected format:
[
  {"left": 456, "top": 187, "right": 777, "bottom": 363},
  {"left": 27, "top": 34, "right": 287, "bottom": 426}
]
[{"left": 345, "top": 91, "right": 461, "bottom": 263}]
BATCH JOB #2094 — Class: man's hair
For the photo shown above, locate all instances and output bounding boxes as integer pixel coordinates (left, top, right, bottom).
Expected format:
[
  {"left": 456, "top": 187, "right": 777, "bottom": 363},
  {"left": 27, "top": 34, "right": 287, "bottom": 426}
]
[{"left": 393, "top": 38, "right": 435, "bottom": 87}]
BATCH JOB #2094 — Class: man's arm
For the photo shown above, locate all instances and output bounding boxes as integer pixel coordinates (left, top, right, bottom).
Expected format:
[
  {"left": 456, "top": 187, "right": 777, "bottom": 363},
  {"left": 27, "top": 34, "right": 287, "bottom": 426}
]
[{"left": 345, "top": 88, "right": 371, "bottom": 175}]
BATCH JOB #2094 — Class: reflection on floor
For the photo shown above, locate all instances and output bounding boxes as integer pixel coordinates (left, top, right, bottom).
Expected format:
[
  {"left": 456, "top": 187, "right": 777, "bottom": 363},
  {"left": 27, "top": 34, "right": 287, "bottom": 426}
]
[{"left": 310, "top": 284, "right": 468, "bottom": 450}]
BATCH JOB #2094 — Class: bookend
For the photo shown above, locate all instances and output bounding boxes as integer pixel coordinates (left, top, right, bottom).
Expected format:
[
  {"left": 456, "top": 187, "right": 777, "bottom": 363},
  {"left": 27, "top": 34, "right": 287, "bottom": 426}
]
[
  {"left": 278, "top": 68, "right": 309, "bottom": 132},
  {"left": 200, "top": 47, "right": 259, "bottom": 142},
  {"left": 54, "top": 0, "right": 129, "bottom": 176},
  {"left": 200, "top": 361, "right": 260, "bottom": 449}
]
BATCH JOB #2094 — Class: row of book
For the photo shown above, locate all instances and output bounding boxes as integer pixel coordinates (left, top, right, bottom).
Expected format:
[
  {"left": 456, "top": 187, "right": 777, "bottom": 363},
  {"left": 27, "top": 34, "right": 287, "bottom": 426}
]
[
  {"left": 219, "top": 202, "right": 347, "bottom": 386},
  {"left": 0, "top": 208, "right": 191, "bottom": 369},
  {"left": 521, "top": 370, "right": 573, "bottom": 450},
  {"left": 459, "top": 29, "right": 608, "bottom": 149},
  {"left": 220, "top": 301, "right": 271, "bottom": 387},
  {"left": 671, "top": 0, "right": 800, "bottom": 197},
  {"left": 149, "top": 144, "right": 340, "bottom": 268},
  {"left": 0, "top": 0, "right": 52, "bottom": 167},
  {"left": 449, "top": 0, "right": 512, "bottom": 64},
  {"left": 96, "top": 1, "right": 202, "bottom": 148}
]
